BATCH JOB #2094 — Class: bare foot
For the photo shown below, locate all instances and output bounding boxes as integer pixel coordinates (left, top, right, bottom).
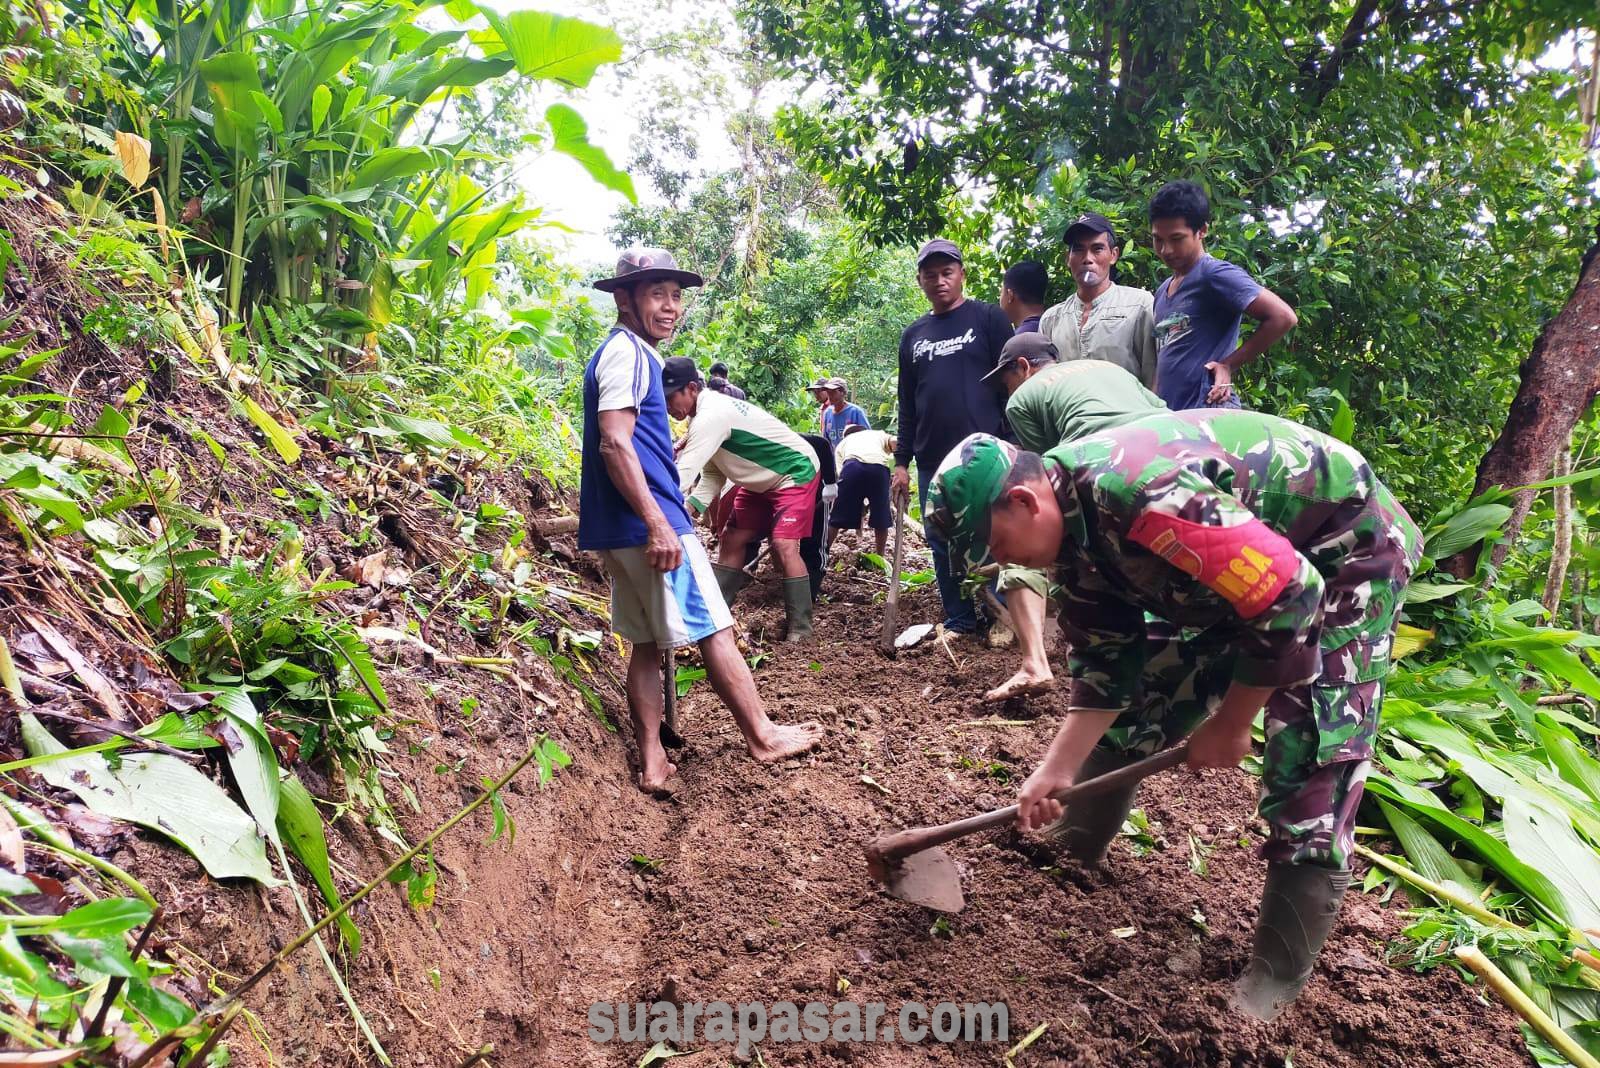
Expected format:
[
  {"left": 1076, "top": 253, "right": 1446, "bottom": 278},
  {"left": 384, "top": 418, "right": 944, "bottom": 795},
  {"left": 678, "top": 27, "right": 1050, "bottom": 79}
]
[
  {"left": 984, "top": 667, "right": 1055, "bottom": 703},
  {"left": 747, "top": 721, "right": 824, "bottom": 762},
  {"left": 638, "top": 742, "right": 679, "bottom": 794}
]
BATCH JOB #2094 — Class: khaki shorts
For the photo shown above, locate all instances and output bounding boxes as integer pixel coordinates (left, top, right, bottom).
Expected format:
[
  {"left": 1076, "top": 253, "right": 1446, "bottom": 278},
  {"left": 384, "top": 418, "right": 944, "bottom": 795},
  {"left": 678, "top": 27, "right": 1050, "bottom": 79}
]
[{"left": 601, "top": 533, "right": 733, "bottom": 649}]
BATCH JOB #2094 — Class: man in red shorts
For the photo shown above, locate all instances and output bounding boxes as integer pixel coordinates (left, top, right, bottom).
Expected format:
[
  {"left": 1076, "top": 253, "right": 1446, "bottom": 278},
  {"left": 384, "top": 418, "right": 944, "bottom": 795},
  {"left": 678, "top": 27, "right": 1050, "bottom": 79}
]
[{"left": 665, "top": 357, "right": 823, "bottom": 641}]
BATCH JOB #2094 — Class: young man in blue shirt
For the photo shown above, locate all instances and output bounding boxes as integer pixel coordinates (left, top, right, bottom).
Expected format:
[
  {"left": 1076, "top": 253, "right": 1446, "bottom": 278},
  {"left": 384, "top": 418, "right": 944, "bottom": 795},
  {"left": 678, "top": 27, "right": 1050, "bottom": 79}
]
[
  {"left": 819, "top": 377, "right": 870, "bottom": 446},
  {"left": 1148, "top": 181, "right": 1298, "bottom": 410},
  {"left": 580, "top": 248, "right": 822, "bottom": 793}
]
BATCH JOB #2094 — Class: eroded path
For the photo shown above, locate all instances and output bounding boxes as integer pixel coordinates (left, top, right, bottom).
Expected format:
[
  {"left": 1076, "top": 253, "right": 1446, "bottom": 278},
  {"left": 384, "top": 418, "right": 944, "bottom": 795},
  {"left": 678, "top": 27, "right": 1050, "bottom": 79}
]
[{"left": 205, "top": 563, "right": 1527, "bottom": 1067}]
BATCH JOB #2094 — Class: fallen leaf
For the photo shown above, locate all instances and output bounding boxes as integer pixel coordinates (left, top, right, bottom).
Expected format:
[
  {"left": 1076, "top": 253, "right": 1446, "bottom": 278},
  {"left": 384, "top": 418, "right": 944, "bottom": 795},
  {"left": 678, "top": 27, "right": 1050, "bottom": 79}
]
[
  {"left": 20, "top": 713, "right": 273, "bottom": 883},
  {"left": 165, "top": 690, "right": 215, "bottom": 713},
  {"left": 356, "top": 550, "right": 387, "bottom": 588},
  {"left": 0, "top": 805, "right": 24, "bottom": 872},
  {"left": 23, "top": 612, "right": 129, "bottom": 720}
]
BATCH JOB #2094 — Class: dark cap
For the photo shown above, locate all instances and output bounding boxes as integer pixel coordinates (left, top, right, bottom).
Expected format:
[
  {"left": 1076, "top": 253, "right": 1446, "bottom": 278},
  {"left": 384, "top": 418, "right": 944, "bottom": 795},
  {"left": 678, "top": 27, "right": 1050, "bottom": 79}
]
[
  {"left": 915, "top": 238, "right": 963, "bottom": 269},
  {"left": 661, "top": 356, "right": 703, "bottom": 395},
  {"left": 805, "top": 377, "right": 831, "bottom": 393},
  {"left": 981, "top": 332, "right": 1058, "bottom": 382},
  {"left": 593, "top": 247, "right": 704, "bottom": 293},
  {"left": 1062, "top": 212, "right": 1117, "bottom": 246}
]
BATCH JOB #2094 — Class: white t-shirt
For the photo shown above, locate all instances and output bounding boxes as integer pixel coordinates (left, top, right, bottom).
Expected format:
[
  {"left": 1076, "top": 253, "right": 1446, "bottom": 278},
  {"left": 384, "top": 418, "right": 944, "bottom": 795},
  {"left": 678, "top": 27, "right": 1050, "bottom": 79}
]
[
  {"left": 835, "top": 429, "right": 894, "bottom": 469},
  {"left": 593, "top": 327, "right": 662, "bottom": 412}
]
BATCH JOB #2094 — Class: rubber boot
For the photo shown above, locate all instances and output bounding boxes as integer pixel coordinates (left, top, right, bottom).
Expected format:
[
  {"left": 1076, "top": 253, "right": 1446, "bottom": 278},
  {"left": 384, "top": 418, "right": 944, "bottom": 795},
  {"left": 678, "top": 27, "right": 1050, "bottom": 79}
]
[
  {"left": 1234, "top": 861, "right": 1352, "bottom": 1022},
  {"left": 782, "top": 576, "right": 814, "bottom": 642},
  {"left": 1052, "top": 746, "right": 1142, "bottom": 865},
  {"left": 712, "top": 563, "right": 750, "bottom": 606}
]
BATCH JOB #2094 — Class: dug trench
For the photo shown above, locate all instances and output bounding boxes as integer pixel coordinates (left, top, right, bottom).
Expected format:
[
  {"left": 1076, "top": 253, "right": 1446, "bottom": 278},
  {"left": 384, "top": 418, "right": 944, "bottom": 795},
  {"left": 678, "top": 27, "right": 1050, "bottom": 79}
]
[{"left": 165, "top": 554, "right": 1529, "bottom": 1068}]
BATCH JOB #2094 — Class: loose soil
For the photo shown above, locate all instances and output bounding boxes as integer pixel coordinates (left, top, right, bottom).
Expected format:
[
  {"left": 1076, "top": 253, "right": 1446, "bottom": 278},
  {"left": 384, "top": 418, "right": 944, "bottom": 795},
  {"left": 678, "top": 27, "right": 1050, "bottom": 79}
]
[{"left": 194, "top": 557, "right": 1528, "bottom": 1068}]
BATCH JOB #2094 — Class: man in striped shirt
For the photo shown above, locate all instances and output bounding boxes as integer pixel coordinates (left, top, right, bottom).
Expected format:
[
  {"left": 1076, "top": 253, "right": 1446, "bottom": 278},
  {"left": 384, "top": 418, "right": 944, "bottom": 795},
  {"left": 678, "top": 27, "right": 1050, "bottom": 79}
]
[{"left": 665, "top": 357, "right": 822, "bottom": 641}]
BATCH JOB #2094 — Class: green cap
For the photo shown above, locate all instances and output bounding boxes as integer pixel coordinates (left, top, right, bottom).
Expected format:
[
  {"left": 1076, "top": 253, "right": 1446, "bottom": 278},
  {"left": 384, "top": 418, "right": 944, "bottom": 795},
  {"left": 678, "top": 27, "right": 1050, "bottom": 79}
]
[{"left": 925, "top": 434, "right": 1017, "bottom": 573}]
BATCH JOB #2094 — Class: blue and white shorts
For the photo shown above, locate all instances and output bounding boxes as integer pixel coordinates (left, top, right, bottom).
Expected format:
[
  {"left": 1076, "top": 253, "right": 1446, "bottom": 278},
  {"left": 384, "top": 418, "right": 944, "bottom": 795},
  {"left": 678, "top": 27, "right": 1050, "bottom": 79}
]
[{"left": 600, "top": 534, "right": 734, "bottom": 649}]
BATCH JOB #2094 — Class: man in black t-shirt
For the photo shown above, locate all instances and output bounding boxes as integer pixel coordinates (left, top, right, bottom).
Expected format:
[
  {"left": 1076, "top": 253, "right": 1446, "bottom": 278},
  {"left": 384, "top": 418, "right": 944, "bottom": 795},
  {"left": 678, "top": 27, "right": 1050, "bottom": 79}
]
[{"left": 892, "top": 238, "right": 1013, "bottom": 633}]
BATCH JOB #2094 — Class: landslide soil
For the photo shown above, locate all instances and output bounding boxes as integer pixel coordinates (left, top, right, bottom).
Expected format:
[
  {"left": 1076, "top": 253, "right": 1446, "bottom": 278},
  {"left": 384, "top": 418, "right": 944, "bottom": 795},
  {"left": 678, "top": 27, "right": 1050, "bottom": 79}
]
[{"left": 206, "top": 558, "right": 1529, "bottom": 1068}]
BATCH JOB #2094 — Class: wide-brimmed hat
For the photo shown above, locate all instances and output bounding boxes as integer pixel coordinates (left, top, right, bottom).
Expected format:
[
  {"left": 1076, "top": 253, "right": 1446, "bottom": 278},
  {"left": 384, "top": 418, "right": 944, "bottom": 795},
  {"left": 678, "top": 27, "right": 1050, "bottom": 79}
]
[{"left": 593, "top": 247, "right": 704, "bottom": 293}]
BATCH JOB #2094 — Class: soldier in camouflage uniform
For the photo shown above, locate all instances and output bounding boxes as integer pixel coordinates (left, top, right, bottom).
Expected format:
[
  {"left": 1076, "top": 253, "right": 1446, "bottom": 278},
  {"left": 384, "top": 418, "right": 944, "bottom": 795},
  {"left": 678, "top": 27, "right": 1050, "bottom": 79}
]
[{"left": 925, "top": 410, "right": 1422, "bottom": 1021}]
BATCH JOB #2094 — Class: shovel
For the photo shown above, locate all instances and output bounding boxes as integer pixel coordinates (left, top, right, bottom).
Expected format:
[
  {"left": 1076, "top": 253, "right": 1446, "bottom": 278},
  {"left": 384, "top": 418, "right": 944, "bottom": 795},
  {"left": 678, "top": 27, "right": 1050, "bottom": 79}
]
[
  {"left": 659, "top": 648, "right": 684, "bottom": 749},
  {"left": 865, "top": 743, "right": 1189, "bottom": 912},
  {"left": 878, "top": 499, "right": 907, "bottom": 655}
]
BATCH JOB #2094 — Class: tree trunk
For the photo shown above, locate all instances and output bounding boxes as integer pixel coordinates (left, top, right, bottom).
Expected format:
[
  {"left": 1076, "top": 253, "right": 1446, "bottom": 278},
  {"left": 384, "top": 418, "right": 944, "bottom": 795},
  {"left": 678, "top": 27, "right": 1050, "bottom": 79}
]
[{"left": 1444, "top": 231, "right": 1600, "bottom": 577}]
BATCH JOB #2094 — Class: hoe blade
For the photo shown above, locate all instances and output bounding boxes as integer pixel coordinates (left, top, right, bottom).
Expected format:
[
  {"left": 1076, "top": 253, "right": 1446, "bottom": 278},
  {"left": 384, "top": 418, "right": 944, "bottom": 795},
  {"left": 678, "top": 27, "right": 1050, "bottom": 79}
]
[{"left": 881, "top": 847, "right": 965, "bottom": 913}]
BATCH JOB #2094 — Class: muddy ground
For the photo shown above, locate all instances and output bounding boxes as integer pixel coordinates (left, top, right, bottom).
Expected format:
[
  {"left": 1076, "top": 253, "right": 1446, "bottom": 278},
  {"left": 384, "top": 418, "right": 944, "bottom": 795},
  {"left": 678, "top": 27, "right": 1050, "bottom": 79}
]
[{"left": 160, "top": 545, "right": 1530, "bottom": 1068}]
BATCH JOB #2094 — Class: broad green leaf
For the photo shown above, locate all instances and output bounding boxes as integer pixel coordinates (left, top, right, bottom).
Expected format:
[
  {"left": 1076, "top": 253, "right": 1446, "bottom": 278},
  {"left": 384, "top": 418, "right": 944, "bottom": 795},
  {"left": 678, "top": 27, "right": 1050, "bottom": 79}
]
[
  {"left": 19, "top": 713, "right": 272, "bottom": 883},
  {"left": 1537, "top": 721, "right": 1600, "bottom": 804},
  {"left": 311, "top": 84, "right": 332, "bottom": 132},
  {"left": 1424, "top": 502, "right": 1512, "bottom": 559},
  {"left": 50, "top": 932, "right": 137, "bottom": 977},
  {"left": 1329, "top": 391, "right": 1354, "bottom": 443},
  {"left": 1502, "top": 798, "right": 1600, "bottom": 930},
  {"left": 353, "top": 146, "right": 444, "bottom": 188},
  {"left": 211, "top": 688, "right": 280, "bottom": 836},
  {"left": 1403, "top": 580, "right": 1473, "bottom": 604},
  {"left": 400, "top": 56, "right": 516, "bottom": 103},
  {"left": 52, "top": 898, "right": 153, "bottom": 938},
  {"left": 278, "top": 774, "right": 360, "bottom": 955},
  {"left": 1367, "top": 775, "right": 1568, "bottom": 923},
  {"left": 126, "top": 977, "right": 195, "bottom": 1031},
  {"left": 241, "top": 396, "right": 302, "bottom": 464},
  {"left": 477, "top": 8, "right": 621, "bottom": 87},
  {"left": 545, "top": 104, "right": 636, "bottom": 203},
  {"left": 1377, "top": 799, "right": 1482, "bottom": 900},
  {"left": 249, "top": 90, "right": 284, "bottom": 136},
  {"left": 198, "top": 52, "right": 266, "bottom": 156}
]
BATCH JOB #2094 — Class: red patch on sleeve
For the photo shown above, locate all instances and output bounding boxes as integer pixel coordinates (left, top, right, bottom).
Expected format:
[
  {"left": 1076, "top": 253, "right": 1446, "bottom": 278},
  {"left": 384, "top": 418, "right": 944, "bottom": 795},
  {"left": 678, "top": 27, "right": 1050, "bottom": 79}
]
[{"left": 1128, "top": 512, "right": 1300, "bottom": 619}]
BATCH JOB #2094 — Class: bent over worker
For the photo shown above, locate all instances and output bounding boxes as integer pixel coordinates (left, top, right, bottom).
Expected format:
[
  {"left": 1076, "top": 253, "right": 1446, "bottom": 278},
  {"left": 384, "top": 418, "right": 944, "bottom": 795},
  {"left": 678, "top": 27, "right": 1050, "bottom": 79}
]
[
  {"left": 828, "top": 425, "right": 896, "bottom": 558},
  {"left": 664, "top": 357, "right": 822, "bottom": 641},
  {"left": 980, "top": 334, "right": 1166, "bottom": 702},
  {"left": 925, "top": 412, "right": 1421, "bottom": 1021}
]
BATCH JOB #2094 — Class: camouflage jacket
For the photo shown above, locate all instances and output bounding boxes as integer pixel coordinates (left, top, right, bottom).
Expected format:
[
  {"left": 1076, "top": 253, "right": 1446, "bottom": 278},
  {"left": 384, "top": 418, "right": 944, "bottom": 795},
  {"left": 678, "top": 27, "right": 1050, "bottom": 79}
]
[{"left": 1045, "top": 409, "right": 1421, "bottom": 713}]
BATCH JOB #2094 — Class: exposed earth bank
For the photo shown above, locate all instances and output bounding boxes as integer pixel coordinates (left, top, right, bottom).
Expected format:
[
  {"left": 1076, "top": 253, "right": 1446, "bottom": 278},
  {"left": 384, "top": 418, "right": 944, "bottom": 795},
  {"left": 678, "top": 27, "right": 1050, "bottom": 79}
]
[{"left": 182, "top": 560, "right": 1527, "bottom": 1068}]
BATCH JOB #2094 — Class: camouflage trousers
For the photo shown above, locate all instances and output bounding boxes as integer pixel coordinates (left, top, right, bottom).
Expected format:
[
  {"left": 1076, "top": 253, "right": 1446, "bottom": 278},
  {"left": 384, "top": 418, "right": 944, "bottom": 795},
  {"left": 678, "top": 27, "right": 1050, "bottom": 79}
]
[{"left": 1096, "top": 623, "right": 1384, "bottom": 870}]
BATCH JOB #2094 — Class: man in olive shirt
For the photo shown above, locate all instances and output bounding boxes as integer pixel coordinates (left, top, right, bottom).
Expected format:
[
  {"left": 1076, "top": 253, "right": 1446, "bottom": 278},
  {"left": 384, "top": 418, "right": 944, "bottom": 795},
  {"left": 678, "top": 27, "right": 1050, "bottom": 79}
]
[
  {"left": 979, "top": 333, "right": 1165, "bottom": 701},
  {"left": 1037, "top": 213, "right": 1158, "bottom": 388}
]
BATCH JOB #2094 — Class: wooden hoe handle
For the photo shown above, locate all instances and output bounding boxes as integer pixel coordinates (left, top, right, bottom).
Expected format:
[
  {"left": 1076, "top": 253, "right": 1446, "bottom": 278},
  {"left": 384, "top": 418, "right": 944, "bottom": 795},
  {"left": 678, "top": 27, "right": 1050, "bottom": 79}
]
[{"left": 871, "top": 743, "right": 1190, "bottom": 864}]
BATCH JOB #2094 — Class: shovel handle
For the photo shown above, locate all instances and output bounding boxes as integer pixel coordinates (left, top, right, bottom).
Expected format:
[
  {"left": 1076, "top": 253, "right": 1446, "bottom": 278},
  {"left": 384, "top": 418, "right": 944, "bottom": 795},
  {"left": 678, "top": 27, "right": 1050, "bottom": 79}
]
[
  {"left": 872, "top": 743, "right": 1189, "bottom": 864},
  {"left": 879, "top": 501, "right": 908, "bottom": 653}
]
